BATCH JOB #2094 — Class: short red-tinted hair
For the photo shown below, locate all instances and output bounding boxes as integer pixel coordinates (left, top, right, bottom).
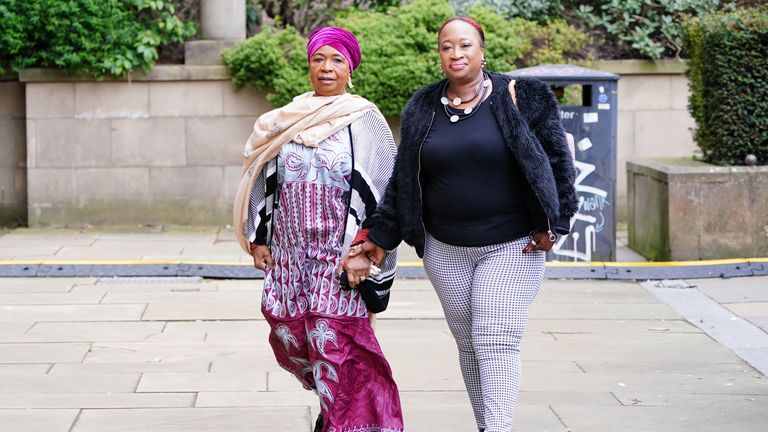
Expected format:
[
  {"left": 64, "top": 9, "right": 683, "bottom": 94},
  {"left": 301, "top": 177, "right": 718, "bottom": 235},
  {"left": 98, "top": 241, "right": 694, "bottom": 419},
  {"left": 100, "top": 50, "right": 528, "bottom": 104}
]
[{"left": 437, "top": 16, "right": 485, "bottom": 47}]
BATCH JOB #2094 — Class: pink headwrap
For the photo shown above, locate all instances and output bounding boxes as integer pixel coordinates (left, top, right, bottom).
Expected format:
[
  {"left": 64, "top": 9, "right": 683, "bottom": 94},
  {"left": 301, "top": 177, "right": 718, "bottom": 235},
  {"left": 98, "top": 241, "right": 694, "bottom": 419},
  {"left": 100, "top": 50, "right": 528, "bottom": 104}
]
[{"left": 306, "top": 26, "right": 362, "bottom": 72}]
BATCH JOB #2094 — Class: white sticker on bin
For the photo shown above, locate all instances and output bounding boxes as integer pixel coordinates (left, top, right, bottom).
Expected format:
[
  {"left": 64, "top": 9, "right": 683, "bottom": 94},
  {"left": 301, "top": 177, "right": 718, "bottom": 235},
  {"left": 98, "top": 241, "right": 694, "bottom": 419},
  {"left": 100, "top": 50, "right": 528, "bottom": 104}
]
[
  {"left": 583, "top": 112, "right": 599, "bottom": 123},
  {"left": 598, "top": 103, "right": 611, "bottom": 110}
]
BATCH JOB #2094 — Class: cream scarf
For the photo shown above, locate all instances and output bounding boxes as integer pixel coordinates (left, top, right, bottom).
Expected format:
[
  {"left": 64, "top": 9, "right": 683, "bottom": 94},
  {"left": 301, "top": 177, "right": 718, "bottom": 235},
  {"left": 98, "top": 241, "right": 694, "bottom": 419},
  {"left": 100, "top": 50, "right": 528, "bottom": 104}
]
[{"left": 233, "top": 91, "right": 380, "bottom": 252}]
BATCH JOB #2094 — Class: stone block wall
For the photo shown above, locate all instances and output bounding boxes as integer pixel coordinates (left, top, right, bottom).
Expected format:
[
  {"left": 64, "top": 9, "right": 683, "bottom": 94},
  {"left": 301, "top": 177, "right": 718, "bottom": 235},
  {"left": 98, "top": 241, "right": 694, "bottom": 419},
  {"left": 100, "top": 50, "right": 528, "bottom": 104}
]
[
  {"left": 628, "top": 159, "right": 768, "bottom": 260},
  {"left": 22, "top": 66, "right": 270, "bottom": 226},
  {"left": 591, "top": 60, "right": 697, "bottom": 223},
  {"left": 0, "top": 78, "right": 27, "bottom": 226}
]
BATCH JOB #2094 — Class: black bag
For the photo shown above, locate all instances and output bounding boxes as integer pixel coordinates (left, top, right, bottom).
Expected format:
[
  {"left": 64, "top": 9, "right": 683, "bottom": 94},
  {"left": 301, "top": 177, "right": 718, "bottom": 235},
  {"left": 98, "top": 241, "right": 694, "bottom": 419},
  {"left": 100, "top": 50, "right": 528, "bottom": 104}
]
[{"left": 338, "top": 271, "right": 389, "bottom": 313}]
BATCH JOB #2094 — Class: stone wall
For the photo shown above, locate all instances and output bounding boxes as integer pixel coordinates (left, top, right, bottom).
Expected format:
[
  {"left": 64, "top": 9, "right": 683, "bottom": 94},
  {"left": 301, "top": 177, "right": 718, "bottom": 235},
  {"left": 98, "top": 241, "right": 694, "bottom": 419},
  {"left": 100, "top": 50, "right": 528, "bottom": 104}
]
[
  {"left": 628, "top": 159, "right": 768, "bottom": 260},
  {"left": 22, "top": 66, "right": 269, "bottom": 226},
  {"left": 591, "top": 60, "right": 697, "bottom": 223},
  {"left": 0, "top": 77, "right": 27, "bottom": 226}
]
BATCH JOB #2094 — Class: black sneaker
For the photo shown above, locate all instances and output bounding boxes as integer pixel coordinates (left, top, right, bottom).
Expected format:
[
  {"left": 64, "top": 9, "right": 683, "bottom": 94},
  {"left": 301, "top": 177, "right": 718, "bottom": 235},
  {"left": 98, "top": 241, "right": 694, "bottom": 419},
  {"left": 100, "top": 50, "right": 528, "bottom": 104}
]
[{"left": 313, "top": 413, "right": 323, "bottom": 432}]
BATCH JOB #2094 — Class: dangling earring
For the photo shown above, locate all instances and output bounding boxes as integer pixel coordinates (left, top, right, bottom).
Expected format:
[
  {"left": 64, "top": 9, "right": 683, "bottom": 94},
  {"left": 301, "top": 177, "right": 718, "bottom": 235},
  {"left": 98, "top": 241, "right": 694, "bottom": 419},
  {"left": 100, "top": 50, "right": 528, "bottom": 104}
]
[
  {"left": 439, "top": 64, "right": 445, "bottom": 75},
  {"left": 481, "top": 58, "right": 487, "bottom": 69},
  {"left": 347, "top": 76, "right": 354, "bottom": 88}
]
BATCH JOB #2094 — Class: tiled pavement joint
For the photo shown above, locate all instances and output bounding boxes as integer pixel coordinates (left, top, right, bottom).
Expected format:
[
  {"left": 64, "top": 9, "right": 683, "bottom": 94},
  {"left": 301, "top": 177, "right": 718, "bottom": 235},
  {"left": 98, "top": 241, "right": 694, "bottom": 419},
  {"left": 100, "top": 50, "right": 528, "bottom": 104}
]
[{"left": 642, "top": 280, "right": 768, "bottom": 376}]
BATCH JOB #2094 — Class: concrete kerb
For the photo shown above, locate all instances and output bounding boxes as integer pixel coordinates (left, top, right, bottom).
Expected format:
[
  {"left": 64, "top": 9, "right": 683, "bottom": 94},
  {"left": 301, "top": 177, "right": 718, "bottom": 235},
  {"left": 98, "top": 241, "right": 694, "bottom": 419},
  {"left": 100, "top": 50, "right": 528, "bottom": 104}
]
[{"left": 1, "top": 259, "right": 767, "bottom": 280}]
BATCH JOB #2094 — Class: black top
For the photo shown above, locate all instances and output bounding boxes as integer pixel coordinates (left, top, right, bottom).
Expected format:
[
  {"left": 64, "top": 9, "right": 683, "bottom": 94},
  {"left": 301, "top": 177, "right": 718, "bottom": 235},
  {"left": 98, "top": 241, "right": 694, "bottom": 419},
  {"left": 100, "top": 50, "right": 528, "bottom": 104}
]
[{"left": 420, "top": 99, "right": 534, "bottom": 247}]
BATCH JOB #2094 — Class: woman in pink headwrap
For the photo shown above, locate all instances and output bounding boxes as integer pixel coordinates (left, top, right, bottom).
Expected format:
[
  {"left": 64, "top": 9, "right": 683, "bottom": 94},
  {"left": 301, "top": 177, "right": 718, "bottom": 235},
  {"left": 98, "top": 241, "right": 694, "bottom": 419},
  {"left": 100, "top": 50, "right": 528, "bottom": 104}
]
[{"left": 233, "top": 27, "right": 404, "bottom": 432}]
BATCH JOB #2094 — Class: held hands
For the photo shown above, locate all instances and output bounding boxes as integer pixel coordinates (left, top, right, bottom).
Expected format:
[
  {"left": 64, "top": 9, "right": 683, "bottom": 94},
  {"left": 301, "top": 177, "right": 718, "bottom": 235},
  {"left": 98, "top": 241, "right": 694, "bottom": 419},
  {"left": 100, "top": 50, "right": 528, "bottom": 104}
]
[
  {"left": 348, "top": 240, "right": 386, "bottom": 266},
  {"left": 523, "top": 230, "right": 558, "bottom": 253},
  {"left": 338, "top": 241, "right": 386, "bottom": 288},
  {"left": 251, "top": 245, "right": 274, "bottom": 271},
  {"left": 338, "top": 253, "right": 372, "bottom": 289}
]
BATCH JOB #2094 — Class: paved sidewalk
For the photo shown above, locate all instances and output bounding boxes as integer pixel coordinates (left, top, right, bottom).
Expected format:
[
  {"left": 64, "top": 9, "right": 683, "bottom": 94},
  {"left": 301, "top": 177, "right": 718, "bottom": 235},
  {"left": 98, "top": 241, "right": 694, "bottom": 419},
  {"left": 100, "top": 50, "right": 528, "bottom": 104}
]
[{"left": 1, "top": 228, "right": 767, "bottom": 431}]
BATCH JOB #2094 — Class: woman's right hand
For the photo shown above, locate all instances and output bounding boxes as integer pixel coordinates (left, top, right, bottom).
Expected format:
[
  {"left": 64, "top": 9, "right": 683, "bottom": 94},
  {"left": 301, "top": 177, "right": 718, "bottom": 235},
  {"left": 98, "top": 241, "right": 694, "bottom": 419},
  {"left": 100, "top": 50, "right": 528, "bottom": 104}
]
[
  {"left": 348, "top": 240, "right": 386, "bottom": 266},
  {"left": 251, "top": 245, "right": 273, "bottom": 271}
]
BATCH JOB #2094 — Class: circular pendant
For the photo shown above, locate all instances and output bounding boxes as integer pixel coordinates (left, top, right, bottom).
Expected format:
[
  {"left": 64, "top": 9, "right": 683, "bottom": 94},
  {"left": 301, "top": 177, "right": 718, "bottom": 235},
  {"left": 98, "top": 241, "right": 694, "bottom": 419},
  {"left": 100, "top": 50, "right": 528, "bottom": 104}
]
[
  {"left": 450, "top": 115, "right": 459, "bottom": 123},
  {"left": 464, "top": 107, "right": 472, "bottom": 115},
  {"left": 440, "top": 97, "right": 449, "bottom": 105},
  {"left": 452, "top": 97, "right": 462, "bottom": 106}
]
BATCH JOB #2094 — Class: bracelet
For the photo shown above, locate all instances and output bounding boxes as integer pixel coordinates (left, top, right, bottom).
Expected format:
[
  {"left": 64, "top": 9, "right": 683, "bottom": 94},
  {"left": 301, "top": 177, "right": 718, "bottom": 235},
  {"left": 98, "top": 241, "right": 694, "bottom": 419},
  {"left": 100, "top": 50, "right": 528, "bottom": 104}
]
[{"left": 547, "top": 230, "right": 557, "bottom": 242}]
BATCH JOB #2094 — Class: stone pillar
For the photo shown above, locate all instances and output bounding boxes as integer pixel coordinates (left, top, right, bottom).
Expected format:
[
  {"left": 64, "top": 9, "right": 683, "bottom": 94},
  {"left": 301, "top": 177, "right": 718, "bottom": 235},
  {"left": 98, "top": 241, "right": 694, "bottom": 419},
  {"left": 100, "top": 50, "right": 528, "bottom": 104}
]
[
  {"left": 186, "top": 0, "right": 246, "bottom": 65},
  {"left": 200, "top": 0, "right": 246, "bottom": 40}
]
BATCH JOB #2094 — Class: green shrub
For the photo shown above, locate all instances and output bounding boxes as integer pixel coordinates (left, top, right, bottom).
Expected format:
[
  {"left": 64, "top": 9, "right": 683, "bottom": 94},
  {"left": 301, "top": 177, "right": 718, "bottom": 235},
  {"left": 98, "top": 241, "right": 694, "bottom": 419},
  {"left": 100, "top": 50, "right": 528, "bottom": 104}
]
[
  {"left": 0, "top": 0, "right": 196, "bottom": 76},
  {"left": 224, "top": 0, "right": 589, "bottom": 116},
  {"left": 575, "top": 0, "right": 726, "bottom": 59},
  {"left": 684, "top": 7, "right": 768, "bottom": 165},
  {"left": 251, "top": 0, "right": 400, "bottom": 34},
  {"left": 450, "top": 0, "right": 564, "bottom": 22}
]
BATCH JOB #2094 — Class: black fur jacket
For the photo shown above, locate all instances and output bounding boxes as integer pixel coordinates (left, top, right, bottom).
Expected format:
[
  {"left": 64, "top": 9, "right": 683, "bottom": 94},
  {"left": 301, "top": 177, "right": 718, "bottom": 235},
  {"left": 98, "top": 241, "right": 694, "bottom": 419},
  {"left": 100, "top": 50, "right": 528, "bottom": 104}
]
[{"left": 365, "top": 72, "right": 579, "bottom": 258}]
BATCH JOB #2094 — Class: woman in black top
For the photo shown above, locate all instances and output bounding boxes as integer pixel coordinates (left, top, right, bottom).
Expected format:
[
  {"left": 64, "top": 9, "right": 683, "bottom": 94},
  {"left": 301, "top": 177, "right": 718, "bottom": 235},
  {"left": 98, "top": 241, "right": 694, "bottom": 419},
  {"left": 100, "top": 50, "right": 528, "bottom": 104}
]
[{"left": 344, "top": 16, "right": 577, "bottom": 432}]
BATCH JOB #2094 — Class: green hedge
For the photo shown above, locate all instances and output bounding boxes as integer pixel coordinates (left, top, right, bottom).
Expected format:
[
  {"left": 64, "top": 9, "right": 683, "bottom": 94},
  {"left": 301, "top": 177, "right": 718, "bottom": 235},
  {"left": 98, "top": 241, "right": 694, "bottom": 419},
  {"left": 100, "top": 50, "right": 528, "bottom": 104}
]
[
  {"left": 0, "top": 0, "right": 196, "bottom": 77},
  {"left": 684, "top": 7, "right": 768, "bottom": 165},
  {"left": 575, "top": 0, "right": 725, "bottom": 59},
  {"left": 223, "top": 0, "right": 589, "bottom": 117}
]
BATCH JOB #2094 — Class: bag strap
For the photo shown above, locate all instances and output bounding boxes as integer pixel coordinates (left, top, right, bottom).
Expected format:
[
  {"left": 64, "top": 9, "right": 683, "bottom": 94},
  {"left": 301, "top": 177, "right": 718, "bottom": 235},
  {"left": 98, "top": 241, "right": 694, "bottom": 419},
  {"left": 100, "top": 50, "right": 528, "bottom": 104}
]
[{"left": 508, "top": 79, "right": 517, "bottom": 107}]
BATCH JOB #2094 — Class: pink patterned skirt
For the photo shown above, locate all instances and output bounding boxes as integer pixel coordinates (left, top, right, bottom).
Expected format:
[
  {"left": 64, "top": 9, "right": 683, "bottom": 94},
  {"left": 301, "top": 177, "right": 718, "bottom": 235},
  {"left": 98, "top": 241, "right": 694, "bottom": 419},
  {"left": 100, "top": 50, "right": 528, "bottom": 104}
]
[{"left": 262, "top": 182, "right": 403, "bottom": 432}]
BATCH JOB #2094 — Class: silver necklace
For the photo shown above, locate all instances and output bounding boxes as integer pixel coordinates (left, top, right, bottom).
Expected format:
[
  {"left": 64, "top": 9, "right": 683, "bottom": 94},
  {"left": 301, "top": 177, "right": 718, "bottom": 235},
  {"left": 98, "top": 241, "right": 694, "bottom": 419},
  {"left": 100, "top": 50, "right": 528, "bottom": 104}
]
[{"left": 440, "top": 73, "right": 491, "bottom": 123}]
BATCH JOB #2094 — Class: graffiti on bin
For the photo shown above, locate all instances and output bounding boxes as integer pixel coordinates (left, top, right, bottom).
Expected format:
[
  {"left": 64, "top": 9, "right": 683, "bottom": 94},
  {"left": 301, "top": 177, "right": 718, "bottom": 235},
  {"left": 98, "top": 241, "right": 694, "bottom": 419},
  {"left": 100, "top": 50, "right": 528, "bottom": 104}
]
[{"left": 551, "top": 137, "right": 609, "bottom": 262}]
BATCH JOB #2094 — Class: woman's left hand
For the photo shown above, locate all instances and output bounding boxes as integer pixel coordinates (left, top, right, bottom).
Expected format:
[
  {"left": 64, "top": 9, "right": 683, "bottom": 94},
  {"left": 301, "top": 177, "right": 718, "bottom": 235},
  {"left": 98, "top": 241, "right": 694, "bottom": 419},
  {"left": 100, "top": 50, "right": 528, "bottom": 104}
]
[{"left": 523, "top": 230, "right": 557, "bottom": 253}]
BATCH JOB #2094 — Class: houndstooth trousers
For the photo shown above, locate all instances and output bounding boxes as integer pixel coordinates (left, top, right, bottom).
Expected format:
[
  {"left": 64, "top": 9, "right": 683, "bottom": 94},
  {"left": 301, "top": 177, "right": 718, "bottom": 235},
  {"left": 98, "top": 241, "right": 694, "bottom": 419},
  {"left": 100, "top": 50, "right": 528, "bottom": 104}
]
[{"left": 423, "top": 233, "right": 544, "bottom": 432}]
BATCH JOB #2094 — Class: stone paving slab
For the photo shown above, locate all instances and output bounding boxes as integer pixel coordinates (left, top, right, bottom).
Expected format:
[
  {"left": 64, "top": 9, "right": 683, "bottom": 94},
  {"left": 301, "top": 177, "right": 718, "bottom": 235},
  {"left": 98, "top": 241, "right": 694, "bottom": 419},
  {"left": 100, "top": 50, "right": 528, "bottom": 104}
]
[
  {"left": 0, "top": 245, "right": 61, "bottom": 257},
  {"left": 694, "top": 278, "right": 768, "bottom": 304},
  {"left": 54, "top": 245, "right": 183, "bottom": 260},
  {"left": 83, "top": 342, "right": 275, "bottom": 364},
  {"left": 0, "top": 321, "right": 34, "bottom": 337},
  {"left": 574, "top": 360, "right": 754, "bottom": 375},
  {"left": 613, "top": 391, "right": 768, "bottom": 407},
  {"left": 94, "top": 232, "right": 220, "bottom": 243},
  {"left": 0, "top": 409, "right": 79, "bottom": 432},
  {"left": 526, "top": 317, "right": 698, "bottom": 334},
  {"left": 137, "top": 372, "right": 266, "bottom": 392},
  {"left": 15, "top": 321, "right": 167, "bottom": 343},
  {"left": 71, "top": 282, "right": 219, "bottom": 294},
  {"left": 528, "top": 301, "right": 680, "bottom": 320},
  {"left": 70, "top": 407, "right": 310, "bottom": 432},
  {"left": 0, "top": 363, "right": 51, "bottom": 374},
  {"left": 0, "top": 373, "right": 140, "bottom": 393},
  {"left": 553, "top": 404, "right": 767, "bottom": 432},
  {"left": 141, "top": 302, "right": 262, "bottom": 320},
  {"left": 724, "top": 302, "right": 768, "bottom": 326},
  {"left": 0, "top": 343, "right": 90, "bottom": 363},
  {"left": 0, "top": 291, "right": 103, "bottom": 305},
  {"left": 50, "top": 361, "right": 211, "bottom": 374},
  {"left": 520, "top": 332, "right": 743, "bottom": 363},
  {"left": 101, "top": 291, "right": 259, "bottom": 304},
  {"left": 195, "top": 390, "right": 319, "bottom": 407},
  {"left": 521, "top": 369, "right": 767, "bottom": 394},
  {"left": 536, "top": 279, "right": 659, "bottom": 303},
  {"left": 0, "top": 304, "right": 146, "bottom": 322},
  {"left": 0, "top": 278, "right": 89, "bottom": 293},
  {"left": 0, "top": 392, "right": 195, "bottom": 409},
  {"left": 0, "top": 234, "right": 97, "bottom": 247},
  {"left": 515, "top": 389, "right": 620, "bottom": 406}
]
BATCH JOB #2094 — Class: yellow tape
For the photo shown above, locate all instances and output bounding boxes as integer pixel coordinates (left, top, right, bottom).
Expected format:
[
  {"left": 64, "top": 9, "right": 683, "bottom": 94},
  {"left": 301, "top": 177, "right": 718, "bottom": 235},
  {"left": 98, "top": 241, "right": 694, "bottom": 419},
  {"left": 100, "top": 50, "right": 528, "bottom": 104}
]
[{"left": 0, "top": 257, "right": 765, "bottom": 268}]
